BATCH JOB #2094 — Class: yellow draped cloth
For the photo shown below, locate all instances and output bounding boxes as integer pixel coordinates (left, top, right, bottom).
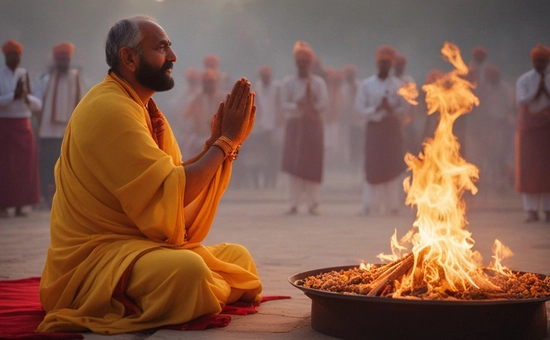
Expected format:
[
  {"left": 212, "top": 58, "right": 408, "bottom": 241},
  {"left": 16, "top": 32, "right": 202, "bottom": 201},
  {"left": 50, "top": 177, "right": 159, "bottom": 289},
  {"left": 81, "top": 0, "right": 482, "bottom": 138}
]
[{"left": 37, "top": 72, "right": 262, "bottom": 334}]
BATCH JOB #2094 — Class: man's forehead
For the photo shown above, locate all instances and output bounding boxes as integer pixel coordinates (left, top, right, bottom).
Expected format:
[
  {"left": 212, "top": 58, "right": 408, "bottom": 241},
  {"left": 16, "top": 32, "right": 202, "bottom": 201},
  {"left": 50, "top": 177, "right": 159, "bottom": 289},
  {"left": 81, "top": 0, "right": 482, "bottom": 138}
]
[{"left": 140, "top": 20, "right": 171, "bottom": 44}]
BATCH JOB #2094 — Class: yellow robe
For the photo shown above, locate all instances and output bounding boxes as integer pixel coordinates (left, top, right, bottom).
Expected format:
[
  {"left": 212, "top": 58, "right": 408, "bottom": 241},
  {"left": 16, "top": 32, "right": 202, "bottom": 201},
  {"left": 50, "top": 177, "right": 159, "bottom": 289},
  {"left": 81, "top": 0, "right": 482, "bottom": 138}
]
[{"left": 37, "top": 72, "right": 262, "bottom": 334}]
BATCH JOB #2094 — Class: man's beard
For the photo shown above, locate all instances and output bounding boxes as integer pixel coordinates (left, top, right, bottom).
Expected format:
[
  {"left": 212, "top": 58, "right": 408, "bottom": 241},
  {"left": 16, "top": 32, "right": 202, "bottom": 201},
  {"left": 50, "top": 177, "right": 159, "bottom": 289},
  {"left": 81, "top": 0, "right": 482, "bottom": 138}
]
[{"left": 136, "top": 56, "right": 174, "bottom": 92}]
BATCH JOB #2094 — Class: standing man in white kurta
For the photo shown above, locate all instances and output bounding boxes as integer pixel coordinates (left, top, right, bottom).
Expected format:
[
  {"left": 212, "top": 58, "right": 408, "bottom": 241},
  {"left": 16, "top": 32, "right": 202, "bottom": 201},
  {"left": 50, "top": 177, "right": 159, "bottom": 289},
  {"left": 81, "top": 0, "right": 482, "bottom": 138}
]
[
  {"left": 36, "top": 42, "right": 83, "bottom": 208},
  {"left": 0, "top": 39, "right": 42, "bottom": 217},
  {"left": 280, "top": 41, "right": 329, "bottom": 215},
  {"left": 355, "top": 45, "right": 407, "bottom": 215},
  {"left": 515, "top": 44, "right": 550, "bottom": 223}
]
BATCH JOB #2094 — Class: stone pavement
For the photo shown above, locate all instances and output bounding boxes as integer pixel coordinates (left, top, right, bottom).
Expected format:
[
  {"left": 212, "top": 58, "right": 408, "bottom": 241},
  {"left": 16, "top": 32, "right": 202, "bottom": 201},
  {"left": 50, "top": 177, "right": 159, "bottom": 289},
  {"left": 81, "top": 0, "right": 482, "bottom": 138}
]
[{"left": 1, "top": 169, "right": 549, "bottom": 339}]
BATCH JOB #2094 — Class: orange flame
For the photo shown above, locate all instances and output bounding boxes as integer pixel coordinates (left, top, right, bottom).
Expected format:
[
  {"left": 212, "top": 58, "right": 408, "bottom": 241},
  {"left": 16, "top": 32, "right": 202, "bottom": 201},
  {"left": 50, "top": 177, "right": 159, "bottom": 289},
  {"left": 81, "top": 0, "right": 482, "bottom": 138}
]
[
  {"left": 377, "top": 42, "right": 512, "bottom": 298},
  {"left": 398, "top": 82, "right": 419, "bottom": 106}
]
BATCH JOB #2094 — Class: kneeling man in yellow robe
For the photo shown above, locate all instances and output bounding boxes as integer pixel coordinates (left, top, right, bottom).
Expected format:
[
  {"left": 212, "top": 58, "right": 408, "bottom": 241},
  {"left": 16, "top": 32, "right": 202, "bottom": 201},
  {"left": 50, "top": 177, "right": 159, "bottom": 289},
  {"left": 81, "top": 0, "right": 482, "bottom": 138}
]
[{"left": 37, "top": 15, "right": 261, "bottom": 334}]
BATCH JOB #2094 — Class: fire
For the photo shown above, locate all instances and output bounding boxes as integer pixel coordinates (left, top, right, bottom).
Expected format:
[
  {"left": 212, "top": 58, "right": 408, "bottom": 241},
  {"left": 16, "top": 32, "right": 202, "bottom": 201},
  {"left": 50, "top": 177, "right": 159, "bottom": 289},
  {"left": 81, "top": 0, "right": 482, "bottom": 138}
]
[
  {"left": 376, "top": 42, "right": 513, "bottom": 298},
  {"left": 299, "top": 42, "right": 550, "bottom": 302},
  {"left": 397, "top": 81, "right": 419, "bottom": 106}
]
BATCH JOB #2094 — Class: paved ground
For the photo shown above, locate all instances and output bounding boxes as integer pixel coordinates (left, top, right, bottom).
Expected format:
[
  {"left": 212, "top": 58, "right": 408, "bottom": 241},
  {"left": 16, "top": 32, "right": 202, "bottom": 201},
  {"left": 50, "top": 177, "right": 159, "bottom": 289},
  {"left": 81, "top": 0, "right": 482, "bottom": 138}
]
[{"left": 1, "top": 168, "right": 549, "bottom": 339}]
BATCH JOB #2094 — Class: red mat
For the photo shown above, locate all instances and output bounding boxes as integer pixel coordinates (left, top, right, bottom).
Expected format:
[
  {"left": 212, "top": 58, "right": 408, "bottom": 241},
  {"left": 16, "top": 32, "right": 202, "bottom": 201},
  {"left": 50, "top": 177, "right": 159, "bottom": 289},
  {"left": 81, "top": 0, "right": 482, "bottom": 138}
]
[{"left": 0, "top": 277, "right": 290, "bottom": 339}]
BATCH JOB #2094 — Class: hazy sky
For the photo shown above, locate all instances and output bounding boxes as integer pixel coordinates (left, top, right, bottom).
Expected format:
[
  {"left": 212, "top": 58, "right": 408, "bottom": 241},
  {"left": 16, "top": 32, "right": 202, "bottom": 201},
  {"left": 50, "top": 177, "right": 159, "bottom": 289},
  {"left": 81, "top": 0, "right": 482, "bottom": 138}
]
[{"left": 1, "top": 0, "right": 549, "bottom": 111}]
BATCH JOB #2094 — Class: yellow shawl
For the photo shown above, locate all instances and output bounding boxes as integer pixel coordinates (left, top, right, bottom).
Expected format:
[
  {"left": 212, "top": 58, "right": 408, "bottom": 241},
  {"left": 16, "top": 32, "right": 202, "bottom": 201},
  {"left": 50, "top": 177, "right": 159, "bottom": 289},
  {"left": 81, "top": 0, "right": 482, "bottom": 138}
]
[{"left": 38, "top": 72, "right": 261, "bottom": 333}]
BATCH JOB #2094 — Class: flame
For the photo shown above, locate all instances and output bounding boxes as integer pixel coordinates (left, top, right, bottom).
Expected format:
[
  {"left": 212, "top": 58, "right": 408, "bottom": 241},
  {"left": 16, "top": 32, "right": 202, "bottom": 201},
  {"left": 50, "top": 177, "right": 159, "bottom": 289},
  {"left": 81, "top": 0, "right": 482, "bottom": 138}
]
[
  {"left": 376, "top": 42, "right": 513, "bottom": 298},
  {"left": 398, "top": 82, "right": 419, "bottom": 106}
]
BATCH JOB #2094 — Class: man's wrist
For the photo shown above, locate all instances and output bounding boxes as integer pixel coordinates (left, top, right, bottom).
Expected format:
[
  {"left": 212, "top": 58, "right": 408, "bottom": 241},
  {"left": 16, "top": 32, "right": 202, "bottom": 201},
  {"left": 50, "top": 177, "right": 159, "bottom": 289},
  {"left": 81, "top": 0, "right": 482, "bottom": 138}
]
[{"left": 212, "top": 136, "right": 240, "bottom": 161}]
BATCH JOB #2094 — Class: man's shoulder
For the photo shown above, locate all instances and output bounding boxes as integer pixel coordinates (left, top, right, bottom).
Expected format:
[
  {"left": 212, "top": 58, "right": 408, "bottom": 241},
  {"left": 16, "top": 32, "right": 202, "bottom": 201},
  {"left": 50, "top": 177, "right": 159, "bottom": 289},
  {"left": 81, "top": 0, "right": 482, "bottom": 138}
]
[{"left": 80, "top": 76, "right": 139, "bottom": 109}]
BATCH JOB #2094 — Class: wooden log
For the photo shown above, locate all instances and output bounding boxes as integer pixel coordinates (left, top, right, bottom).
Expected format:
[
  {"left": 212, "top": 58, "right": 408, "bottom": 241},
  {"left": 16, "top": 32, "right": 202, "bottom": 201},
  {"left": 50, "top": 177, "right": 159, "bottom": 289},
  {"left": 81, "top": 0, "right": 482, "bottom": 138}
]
[{"left": 367, "top": 253, "right": 414, "bottom": 297}]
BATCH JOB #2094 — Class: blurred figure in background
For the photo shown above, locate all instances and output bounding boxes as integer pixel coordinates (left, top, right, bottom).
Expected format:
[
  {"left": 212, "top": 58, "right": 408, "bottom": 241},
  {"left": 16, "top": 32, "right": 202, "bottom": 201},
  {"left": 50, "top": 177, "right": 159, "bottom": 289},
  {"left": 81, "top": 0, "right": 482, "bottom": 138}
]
[
  {"left": 394, "top": 53, "right": 420, "bottom": 156},
  {"left": 0, "top": 39, "right": 42, "bottom": 217},
  {"left": 465, "top": 46, "right": 490, "bottom": 167},
  {"left": 280, "top": 41, "right": 328, "bottom": 215},
  {"left": 324, "top": 67, "right": 343, "bottom": 165},
  {"left": 203, "top": 54, "right": 231, "bottom": 92},
  {"left": 476, "top": 64, "right": 516, "bottom": 194},
  {"left": 243, "top": 65, "right": 282, "bottom": 189},
  {"left": 167, "top": 67, "right": 201, "bottom": 149},
  {"left": 515, "top": 44, "right": 550, "bottom": 223},
  {"left": 340, "top": 64, "right": 363, "bottom": 168},
  {"left": 469, "top": 46, "right": 489, "bottom": 86},
  {"left": 35, "top": 42, "right": 83, "bottom": 208},
  {"left": 182, "top": 69, "right": 226, "bottom": 159},
  {"left": 355, "top": 45, "right": 406, "bottom": 215}
]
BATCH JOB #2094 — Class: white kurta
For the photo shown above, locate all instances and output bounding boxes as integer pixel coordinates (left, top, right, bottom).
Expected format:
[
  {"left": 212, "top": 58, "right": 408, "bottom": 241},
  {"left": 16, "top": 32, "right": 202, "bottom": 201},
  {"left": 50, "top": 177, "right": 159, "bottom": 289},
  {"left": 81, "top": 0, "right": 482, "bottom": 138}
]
[
  {"left": 355, "top": 74, "right": 406, "bottom": 214},
  {"left": 254, "top": 80, "right": 281, "bottom": 135},
  {"left": 0, "top": 66, "right": 41, "bottom": 117},
  {"left": 35, "top": 69, "right": 82, "bottom": 138},
  {"left": 280, "top": 74, "right": 329, "bottom": 120},
  {"left": 516, "top": 67, "right": 550, "bottom": 113},
  {"left": 355, "top": 75, "right": 405, "bottom": 122}
]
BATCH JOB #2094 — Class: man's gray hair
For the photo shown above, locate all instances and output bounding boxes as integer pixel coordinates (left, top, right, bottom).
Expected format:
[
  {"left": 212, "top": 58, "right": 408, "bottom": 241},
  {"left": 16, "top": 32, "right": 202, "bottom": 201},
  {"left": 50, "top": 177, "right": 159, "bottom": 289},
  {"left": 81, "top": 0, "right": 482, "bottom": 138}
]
[{"left": 105, "top": 15, "right": 156, "bottom": 70}]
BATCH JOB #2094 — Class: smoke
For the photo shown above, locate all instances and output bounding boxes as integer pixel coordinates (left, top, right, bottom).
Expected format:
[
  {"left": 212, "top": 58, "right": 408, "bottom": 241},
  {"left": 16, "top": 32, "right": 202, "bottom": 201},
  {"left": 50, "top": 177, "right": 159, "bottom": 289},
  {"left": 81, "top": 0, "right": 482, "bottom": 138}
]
[{"left": 1, "top": 0, "right": 549, "bottom": 110}]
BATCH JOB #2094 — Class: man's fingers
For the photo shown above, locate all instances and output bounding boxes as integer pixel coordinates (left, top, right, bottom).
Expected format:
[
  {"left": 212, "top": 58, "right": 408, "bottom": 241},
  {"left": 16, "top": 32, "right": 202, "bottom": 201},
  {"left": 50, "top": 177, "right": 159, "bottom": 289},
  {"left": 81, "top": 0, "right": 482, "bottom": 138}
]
[
  {"left": 215, "top": 102, "right": 224, "bottom": 116},
  {"left": 226, "top": 80, "right": 241, "bottom": 109},
  {"left": 227, "top": 78, "right": 248, "bottom": 109},
  {"left": 234, "top": 81, "right": 251, "bottom": 113},
  {"left": 233, "top": 79, "right": 249, "bottom": 111}
]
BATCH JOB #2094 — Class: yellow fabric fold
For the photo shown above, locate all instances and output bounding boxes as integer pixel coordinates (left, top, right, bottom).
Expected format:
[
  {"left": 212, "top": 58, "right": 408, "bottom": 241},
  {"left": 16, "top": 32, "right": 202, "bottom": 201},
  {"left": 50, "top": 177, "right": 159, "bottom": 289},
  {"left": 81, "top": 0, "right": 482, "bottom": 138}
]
[{"left": 38, "top": 72, "right": 262, "bottom": 334}]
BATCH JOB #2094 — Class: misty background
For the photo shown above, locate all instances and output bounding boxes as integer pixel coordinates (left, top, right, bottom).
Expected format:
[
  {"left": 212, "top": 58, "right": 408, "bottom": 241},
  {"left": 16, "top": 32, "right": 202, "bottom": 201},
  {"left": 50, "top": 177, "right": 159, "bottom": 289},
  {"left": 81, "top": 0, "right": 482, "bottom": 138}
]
[{"left": 1, "top": 0, "right": 549, "bottom": 113}]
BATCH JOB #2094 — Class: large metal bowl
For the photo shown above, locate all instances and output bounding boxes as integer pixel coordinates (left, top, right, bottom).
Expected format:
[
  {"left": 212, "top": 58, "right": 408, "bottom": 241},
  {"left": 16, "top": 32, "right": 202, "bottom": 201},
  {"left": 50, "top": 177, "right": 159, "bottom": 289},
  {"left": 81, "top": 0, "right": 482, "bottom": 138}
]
[{"left": 290, "top": 265, "right": 550, "bottom": 340}]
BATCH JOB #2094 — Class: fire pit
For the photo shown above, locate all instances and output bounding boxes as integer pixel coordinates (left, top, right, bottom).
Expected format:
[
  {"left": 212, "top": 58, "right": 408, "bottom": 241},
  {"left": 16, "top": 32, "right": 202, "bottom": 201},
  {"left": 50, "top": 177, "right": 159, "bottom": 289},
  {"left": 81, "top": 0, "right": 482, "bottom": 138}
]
[
  {"left": 290, "top": 43, "right": 550, "bottom": 340},
  {"left": 290, "top": 265, "right": 550, "bottom": 340}
]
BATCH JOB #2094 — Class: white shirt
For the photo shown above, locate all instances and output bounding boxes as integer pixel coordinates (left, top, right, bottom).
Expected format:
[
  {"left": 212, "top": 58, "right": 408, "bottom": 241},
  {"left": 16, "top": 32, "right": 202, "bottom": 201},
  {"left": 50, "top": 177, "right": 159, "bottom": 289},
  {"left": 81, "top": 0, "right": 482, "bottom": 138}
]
[
  {"left": 0, "top": 65, "right": 42, "bottom": 118},
  {"left": 35, "top": 69, "right": 82, "bottom": 138},
  {"left": 254, "top": 79, "right": 280, "bottom": 133},
  {"left": 516, "top": 67, "right": 550, "bottom": 114},
  {"left": 355, "top": 74, "right": 405, "bottom": 122},
  {"left": 280, "top": 74, "right": 329, "bottom": 120}
]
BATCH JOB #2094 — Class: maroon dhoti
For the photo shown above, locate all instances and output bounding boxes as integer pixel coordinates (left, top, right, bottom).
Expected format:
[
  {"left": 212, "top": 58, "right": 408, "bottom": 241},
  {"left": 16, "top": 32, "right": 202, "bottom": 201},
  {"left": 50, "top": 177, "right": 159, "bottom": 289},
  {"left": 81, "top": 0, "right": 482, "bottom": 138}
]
[
  {"left": 0, "top": 118, "right": 41, "bottom": 209},
  {"left": 282, "top": 115, "right": 324, "bottom": 183},
  {"left": 365, "top": 114, "right": 406, "bottom": 184},
  {"left": 515, "top": 106, "right": 550, "bottom": 193}
]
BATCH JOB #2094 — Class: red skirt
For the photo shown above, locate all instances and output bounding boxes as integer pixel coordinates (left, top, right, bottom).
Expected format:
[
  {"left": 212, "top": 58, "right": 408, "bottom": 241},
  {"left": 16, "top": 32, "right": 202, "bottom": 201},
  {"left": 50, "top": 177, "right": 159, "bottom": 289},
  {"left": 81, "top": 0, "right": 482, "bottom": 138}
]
[
  {"left": 515, "top": 107, "right": 550, "bottom": 193},
  {"left": 282, "top": 116, "right": 324, "bottom": 183},
  {"left": 0, "top": 118, "right": 40, "bottom": 208},
  {"left": 364, "top": 115, "right": 406, "bottom": 184}
]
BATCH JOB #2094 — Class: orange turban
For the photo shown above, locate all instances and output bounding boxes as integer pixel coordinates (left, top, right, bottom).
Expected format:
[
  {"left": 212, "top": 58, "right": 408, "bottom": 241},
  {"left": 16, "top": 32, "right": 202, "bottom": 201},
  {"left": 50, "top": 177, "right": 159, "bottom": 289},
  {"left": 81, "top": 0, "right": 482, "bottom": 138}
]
[
  {"left": 2, "top": 39, "right": 23, "bottom": 55},
  {"left": 530, "top": 44, "right": 550, "bottom": 61},
  {"left": 394, "top": 54, "right": 407, "bottom": 68},
  {"left": 471, "top": 46, "right": 488, "bottom": 63},
  {"left": 375, "top": 45, "right": 397, "bottom": 62},
  {"left": 203, "top": 54, "right": 220, "bottom": 69},
  {"left": 52, "top": 42, "right": 74, "bottom": 58},
  {"left": 293, "top": 40, "right": 314, "bottom": 61}
]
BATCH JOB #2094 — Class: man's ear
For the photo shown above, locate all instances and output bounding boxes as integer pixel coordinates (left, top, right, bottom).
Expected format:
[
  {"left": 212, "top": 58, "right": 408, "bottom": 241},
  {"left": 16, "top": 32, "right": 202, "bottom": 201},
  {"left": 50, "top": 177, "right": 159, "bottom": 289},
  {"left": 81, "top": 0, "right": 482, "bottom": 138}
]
[{"left": 119, "top": 47, "right": 139, "bottom": 73}]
